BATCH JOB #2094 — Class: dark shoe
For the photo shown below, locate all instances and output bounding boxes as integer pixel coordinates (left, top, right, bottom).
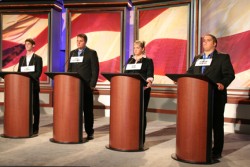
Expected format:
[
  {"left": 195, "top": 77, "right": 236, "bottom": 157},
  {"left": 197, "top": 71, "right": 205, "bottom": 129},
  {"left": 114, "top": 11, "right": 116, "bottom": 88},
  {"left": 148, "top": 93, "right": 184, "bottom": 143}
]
[
  {"left": 212, "top": 153, "right": 222, "bottom": 159},
  {"left": 33, "top": 130, "right": 39, "bottom": 135},
  {"left": 87, "top": 134, "right": 94, "bottom": 140}
]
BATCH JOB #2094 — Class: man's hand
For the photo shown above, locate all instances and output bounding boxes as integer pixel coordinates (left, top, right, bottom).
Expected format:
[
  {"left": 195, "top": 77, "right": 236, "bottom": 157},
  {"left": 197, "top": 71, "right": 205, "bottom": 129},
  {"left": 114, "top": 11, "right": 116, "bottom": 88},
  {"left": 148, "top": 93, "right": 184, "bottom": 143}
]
[
  {"left": 217, "top": 83, "right": 224, "bottom": 91},
  {"left": 146, "top": 80, "right": 152, "bottom": 88}
]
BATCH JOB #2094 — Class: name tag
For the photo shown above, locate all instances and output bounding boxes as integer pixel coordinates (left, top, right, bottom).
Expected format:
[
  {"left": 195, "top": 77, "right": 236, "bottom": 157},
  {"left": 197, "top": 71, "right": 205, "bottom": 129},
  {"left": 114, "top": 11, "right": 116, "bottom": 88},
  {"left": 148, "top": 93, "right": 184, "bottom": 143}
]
[
  {"left": 195, "top": 59, "right": 212, "bottom": 66},
  {"left": 70, "top": 56, "right": 84, "bottom": 63},
  {"left": 21, "top": 65, "right": 35, "bottom": 72},
  {"left": 126, "top": 63, "right": 142, "bottom": 70}
]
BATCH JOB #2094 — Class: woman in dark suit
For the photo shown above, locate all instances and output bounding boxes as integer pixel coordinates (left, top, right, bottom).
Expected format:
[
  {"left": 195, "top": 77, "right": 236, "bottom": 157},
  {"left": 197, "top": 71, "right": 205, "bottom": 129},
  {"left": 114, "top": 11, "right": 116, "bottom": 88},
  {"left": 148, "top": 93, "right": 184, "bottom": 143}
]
[{"left": 125, "top": 40, "right": 154, "bottom": 144}]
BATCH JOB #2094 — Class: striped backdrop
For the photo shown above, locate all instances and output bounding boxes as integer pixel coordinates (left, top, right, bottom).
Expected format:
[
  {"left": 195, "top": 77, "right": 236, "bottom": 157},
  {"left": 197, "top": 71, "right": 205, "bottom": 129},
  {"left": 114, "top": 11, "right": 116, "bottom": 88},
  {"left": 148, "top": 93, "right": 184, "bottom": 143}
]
[
  {"left": 1, "top": 14, "right": 49, "bottom": 82},
  {"left": 138, "top": 5, "right": 189, "bottom": 84},
  {"left": 201, "top": 0, "right": 250, "bottom": 88},
  {"left": 70, "top": 12, "right": 122, "bottom": 83}
]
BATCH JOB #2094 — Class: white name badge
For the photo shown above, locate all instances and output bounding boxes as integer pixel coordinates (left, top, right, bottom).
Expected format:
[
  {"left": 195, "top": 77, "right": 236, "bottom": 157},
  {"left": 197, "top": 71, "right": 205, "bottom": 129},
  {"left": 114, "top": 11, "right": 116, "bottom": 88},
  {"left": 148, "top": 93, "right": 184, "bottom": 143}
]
[
  {"left": 21, "top": 65, "right": 35, "bottom": 72},
  {"left": 195, "top": 59, "right": 212, "bottom": 66},
  {"left": 126, "top": 63, "right": 142, "bottom": 70},
  {"left": 70, "top": 56, "right": 84, "bottom": 63}
]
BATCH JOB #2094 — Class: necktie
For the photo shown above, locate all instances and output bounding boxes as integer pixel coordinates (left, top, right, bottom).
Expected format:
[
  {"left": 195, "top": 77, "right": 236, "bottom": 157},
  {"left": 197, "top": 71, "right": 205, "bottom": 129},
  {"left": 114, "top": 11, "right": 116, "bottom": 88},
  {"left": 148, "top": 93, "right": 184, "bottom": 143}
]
[{"left": 201, "top": 54, "right": 211, "bottom": 74}]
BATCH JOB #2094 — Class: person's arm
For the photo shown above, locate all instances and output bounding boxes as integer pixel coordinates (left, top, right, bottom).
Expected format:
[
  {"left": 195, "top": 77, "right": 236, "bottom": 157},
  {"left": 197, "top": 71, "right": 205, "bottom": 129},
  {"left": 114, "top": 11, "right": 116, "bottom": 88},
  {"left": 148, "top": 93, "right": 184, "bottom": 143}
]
[
  {"left": 17, "top": 57, "right": 24, "bottom": 72},
  {"left": 146, "top": 59, "right": 154, "bottom": 88},
  {"left": 217, "top": 54, "right": 235, "bottom": 90},
  {"left": 90, "top": 50, "right": 99, "bottom": 88},
  {"left": 30, "top": 56, "right": 43, "bottom": 80}
]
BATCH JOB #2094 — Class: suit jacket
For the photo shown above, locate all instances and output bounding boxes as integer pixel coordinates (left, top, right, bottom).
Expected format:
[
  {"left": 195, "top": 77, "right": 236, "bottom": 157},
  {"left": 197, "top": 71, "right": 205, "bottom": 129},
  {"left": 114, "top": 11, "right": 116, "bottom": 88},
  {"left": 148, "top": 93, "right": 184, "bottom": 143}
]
[
  {"left": 17, "top": 53, "right": 43, "bottom": 91},
  {"left": 68, "top": 47, "right": 99, "bottom": 88},
  {"left": 125, "top": 56, "right": 154, "bottom": 85},
  {"left": 187, "top": 49, "right": 235, "bottom": 102}
]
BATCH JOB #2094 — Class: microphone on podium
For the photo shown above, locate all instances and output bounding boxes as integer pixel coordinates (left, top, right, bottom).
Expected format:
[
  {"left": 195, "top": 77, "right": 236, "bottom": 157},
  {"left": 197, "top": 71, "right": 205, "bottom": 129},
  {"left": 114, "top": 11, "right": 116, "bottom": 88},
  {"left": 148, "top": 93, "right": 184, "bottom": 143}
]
[
  {"left": 13, "top": 57, "right": 25, "bottom": 72},
  {"left": 13, "top": 63, "right": 18, "bottom": 72},
  {"left": 63, "top": 53, "right": 74, "bottom": 72},
  {"left": 123, "top": 55, "right": 134, "bottom": 73}
]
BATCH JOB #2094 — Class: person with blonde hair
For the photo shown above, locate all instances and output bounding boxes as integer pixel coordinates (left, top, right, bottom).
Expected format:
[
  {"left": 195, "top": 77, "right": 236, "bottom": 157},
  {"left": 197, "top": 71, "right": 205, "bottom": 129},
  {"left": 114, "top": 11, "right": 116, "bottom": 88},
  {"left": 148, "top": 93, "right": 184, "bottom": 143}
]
[{"left": 125, "top": 40, "right": 154, "bottom": 144}]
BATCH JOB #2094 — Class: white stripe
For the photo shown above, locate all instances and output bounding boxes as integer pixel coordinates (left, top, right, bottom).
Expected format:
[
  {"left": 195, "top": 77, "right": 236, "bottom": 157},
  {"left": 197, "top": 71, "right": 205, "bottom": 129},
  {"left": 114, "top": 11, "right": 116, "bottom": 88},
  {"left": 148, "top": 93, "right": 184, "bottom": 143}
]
[
  {"left": 154, "top": 74, "right": 176, "bottom": 85},
  {"left": 201, "top": 0, "right": 250, "bottom": 37},
  {"left": 228, "top": 69, "right": 250, "bottom": 88},
  {"left": 3, "top": 44, "right": 48, "bottom": 72},
  {"left": 139, "top": 5, "right": 189, "bottom": 44},
  {"left": 71, "top": 31, "right": 121, "bottom": 62},
  {"left": 2, "top": 15, "right": 48, "bottom": 43}
]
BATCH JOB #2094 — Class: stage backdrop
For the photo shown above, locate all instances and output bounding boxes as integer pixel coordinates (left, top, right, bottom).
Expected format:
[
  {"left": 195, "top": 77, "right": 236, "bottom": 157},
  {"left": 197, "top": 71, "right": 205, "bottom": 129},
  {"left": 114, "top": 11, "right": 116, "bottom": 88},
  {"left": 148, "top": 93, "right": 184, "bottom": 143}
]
[
  {"left": 201, "top": 0, "right": 250, "bottom": 88},
  {"left": 137, "top": 4, "right": 190, "bottom": 85},
  {"left": 1, "top": 14, "right": 49, "bottom": 83},
  {"left": 69, "top": 12, "right": 122, "bottom": 83}
]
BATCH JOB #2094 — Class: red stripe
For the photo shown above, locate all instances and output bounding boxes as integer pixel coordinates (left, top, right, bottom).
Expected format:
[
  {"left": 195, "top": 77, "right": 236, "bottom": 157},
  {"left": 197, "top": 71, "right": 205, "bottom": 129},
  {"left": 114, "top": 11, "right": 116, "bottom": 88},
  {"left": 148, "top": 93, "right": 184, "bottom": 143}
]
[
  {"left": 28, "top": 14, "right": 48, "bottom": 19},
  {"left": 2, "top": 40, "right": 26, "bottom": 68},
  {"left": 146, "top": 39, "right": 187, "bottom": 75},
  {"left": 98, "top": 56, "right": 120, "bottom": 82},
  {"left": 40, "top": 66, "right": 48, "bottom": 81},
  {"left": 2, "top": 40, "right": 20, "bottom": 50},
  {"left": 2, "top": 27, "right": 48, "bottom": 68},
  {"left": 33, "top": 27, "right": 48, "bottom": 52},
  {"left": 139, "top": 8, "right": 167, "bottom": 28},
  {"left": 217, "top": 30, "right": 250, "bottom": 74},
  {"left": 71, "top": 13, "right": 121, "bottom": 38}
]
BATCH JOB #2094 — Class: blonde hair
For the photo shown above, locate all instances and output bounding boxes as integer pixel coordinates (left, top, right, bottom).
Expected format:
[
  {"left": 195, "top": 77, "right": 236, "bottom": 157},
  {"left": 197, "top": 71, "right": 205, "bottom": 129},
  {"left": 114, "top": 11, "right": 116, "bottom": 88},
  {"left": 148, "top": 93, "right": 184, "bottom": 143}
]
[{"left": 134, "top": 40, "right": 146, "bottom": 54}]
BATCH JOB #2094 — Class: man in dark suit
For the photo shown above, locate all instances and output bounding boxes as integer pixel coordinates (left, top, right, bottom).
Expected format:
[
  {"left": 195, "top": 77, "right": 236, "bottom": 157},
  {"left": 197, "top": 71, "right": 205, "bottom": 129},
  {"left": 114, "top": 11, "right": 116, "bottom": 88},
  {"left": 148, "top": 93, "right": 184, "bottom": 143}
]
[
  {"left": 18, "top": 38, "right": 43, "bottom": 135},
  {"left": 68, "top": 33, "right": 99, "bottom": 140},
  {"left": 187, "top": 34, "right": 235, "bottom": 159}
]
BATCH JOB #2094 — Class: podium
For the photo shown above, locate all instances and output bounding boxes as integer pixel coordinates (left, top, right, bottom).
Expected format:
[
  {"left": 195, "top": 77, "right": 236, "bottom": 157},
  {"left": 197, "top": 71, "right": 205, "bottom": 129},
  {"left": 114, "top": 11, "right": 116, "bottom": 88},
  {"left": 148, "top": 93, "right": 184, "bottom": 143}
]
[
  {"left": 45, "top": 72, "right": 84, "bottom": 144},
  {"left": 0, "top": 72, "right": 35, "bottom": 138},
  {"left": 102, "top": 73, "right": 147, "bottom": 151},
  {"left": 166, "top": 74, "right": 215, "bottom": 164}
]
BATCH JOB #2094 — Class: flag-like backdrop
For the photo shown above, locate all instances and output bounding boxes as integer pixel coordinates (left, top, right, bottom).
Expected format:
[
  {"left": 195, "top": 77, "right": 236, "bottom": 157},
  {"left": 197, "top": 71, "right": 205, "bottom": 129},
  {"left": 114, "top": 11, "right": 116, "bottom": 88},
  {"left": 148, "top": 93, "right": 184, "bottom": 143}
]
[
  {"left": 201, "top": 0, "right": 250, "bottom": 88},
  {"left": 1, "top": 14, "right": 49, "bottom": 82},
  {"left": 70, "top": 12, "right": 122, "bottom": 83},
  {"left": 138, "top": 5, "right": 189, "bottom": 84}
]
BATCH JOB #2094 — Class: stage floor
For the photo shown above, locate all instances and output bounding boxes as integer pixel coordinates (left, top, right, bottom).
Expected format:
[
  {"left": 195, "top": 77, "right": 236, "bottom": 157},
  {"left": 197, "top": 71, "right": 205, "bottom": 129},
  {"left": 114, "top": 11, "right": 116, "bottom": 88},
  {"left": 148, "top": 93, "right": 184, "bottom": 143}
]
[{"left": 0, "top": 111, "right": 250, "bottom": 167}]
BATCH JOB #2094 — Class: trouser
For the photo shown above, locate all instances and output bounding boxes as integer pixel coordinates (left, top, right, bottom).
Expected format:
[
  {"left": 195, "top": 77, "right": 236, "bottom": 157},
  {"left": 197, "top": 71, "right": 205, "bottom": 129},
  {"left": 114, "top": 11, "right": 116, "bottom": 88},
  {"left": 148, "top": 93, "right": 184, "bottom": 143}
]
[
  {"left": 83, "top": 85, "right": 94, "bottom": 136},
  {"left": 143, "top": 87, "right": 151, "bottom": 144},
  {"left": 33, "top": 90, "right": 40, "bottom": 132},
  {"left": 212, "top": 94, "right": 226, "bottom": 155}
]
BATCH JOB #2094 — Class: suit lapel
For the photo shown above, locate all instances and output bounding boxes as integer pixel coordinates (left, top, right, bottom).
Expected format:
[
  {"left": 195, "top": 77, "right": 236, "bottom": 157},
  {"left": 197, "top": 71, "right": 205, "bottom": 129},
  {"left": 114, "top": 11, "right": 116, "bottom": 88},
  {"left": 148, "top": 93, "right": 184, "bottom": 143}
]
[
  {"left": 29, "top": 54, "right": 35, "bottom": 66},
  {"left": 82, "top": 47, "right": 89, "bottom": 62},
  {"left": 22, "top": 57, "right": 27, "bottom": 66},
  {"left": 204, "top": 50, "right": 217, "bottom": 74}
]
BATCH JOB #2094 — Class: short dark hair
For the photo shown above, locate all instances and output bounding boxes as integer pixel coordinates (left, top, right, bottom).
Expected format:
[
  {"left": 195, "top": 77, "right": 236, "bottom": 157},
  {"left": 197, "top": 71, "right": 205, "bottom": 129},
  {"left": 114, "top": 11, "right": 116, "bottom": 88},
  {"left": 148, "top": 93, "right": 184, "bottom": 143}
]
[
  {"left": 25, "top": 38, "right": 35, "bottom": 45},
  {"left": 204, "top": 34, "right": 217, "bottom": 47},
  {"left": 77, "top": 33, "right": 88, "bottom": 43}
]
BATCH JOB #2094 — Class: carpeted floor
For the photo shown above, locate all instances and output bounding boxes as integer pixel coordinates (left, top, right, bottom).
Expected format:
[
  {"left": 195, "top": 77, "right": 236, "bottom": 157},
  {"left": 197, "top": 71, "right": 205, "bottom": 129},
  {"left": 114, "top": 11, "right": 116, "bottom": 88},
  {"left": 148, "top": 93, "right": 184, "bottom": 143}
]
[{"left": 0, "top": 111, "right": 250, "bottom": 167}]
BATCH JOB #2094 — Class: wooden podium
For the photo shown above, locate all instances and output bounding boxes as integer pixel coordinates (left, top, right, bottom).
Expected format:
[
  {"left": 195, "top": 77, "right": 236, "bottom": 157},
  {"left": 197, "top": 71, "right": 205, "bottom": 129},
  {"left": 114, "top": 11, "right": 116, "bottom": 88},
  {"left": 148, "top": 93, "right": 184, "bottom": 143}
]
[
  {"left": 166, "top": 74, "right": 215, "bottom": 164},
  {"left": 45, "top": 72, "right": 84, "bottom": 144},
  {"left": 0, "top": 72, "right": 35, "bottom": 138},
  {"left": 102, "top": 73, "right": 147, "bottom": 151}
]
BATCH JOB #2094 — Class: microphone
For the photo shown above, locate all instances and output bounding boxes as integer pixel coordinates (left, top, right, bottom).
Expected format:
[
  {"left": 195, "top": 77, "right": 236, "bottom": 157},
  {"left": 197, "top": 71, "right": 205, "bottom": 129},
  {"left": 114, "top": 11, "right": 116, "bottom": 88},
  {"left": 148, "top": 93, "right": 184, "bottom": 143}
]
[
  {"left": 63, "top": 52, "right": 75, "bottom": 72},
  {"left": 14, "top": 56, "right": 26, "bottom": 72},
  {"left": 123, "top": 55, "right": 134, "bottom": 73},
  {"left": 13, "top": 63, "right": 18, "bottom": 72}
]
